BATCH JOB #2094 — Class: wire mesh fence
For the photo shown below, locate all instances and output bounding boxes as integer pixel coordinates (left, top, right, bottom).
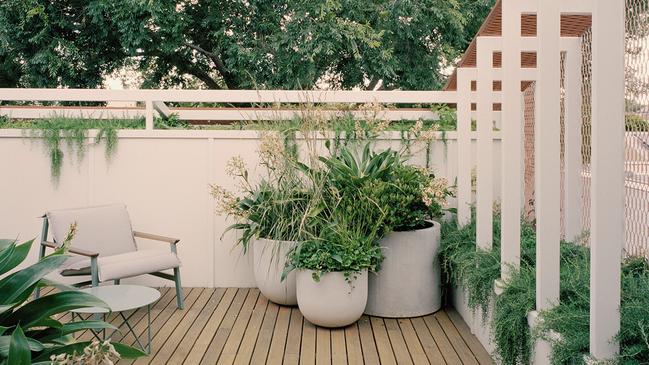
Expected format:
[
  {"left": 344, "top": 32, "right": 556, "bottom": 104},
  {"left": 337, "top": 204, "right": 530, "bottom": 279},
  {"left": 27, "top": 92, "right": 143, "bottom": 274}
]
[
  {"left": 522, "top": 1, "right": 649, "bottom": 257},
  {"left": 577, "top": 0, "right": 649, "bottom": 257}
]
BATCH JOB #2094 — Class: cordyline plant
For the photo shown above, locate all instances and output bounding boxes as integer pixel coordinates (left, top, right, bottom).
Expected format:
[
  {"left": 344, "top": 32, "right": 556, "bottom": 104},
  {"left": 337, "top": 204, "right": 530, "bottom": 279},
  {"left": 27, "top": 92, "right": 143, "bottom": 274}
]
[{"left": 0, "top": 228, "right": 144, "bottom": 365}]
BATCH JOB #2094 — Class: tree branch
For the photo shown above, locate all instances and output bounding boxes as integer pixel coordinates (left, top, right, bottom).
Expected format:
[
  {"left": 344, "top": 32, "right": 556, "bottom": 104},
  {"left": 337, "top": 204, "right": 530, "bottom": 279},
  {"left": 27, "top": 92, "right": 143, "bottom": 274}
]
[{"left": 183, "top": 42, "right": 237, "bottom": 89}]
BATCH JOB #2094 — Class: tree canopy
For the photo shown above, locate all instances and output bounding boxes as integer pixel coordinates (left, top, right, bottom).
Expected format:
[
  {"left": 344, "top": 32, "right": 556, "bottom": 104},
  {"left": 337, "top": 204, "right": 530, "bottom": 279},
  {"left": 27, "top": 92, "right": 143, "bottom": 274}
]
[{"left": 0, "top": 0, "right": 494, "bottom": 90}]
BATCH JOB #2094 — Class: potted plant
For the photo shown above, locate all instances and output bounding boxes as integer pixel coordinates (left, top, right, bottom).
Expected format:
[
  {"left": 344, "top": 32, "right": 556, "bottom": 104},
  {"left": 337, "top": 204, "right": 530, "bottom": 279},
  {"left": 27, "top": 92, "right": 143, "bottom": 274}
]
[
  {"left": 284, "top": 219, "right": 383, "bottom": 327},
  {"left": 282, "top": 143, "right": 393, "bottom": 327},
  {"left": 211, "top": 132, "right": 310, "bottom": 306},
  {"left": 364, "top": 163, "right": 453, "bottom": 317}
]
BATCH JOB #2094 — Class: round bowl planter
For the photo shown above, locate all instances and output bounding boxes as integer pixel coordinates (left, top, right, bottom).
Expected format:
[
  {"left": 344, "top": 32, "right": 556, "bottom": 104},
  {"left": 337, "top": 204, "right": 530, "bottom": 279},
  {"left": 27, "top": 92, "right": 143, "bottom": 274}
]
[
  {"left": 252, "top": 238, "right": 298, "bottom": 306},
  {"left": 365, "top": 221, "right": 442, "bottom": 317},
  {"left": 296, "top": 269, "right": 368, "bottom": 328}
]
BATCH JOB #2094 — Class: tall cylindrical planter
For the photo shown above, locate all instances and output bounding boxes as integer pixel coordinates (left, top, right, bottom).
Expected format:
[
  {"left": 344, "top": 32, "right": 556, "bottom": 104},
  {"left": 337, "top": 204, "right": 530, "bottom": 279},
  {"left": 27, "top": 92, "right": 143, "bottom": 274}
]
[
  {"left": 296, "top": 269, "right": 368, "bottom": 328},
  {"left": 253, "top": 238, "right": 298, "bottom": 306},
  {"left": 365, "top": 221, "right": 441, "bottom": 317}
]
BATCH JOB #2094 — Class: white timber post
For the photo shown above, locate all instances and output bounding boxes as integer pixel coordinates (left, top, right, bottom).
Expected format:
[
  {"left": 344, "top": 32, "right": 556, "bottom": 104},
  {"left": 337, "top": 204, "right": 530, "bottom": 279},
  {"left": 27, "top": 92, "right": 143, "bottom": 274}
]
[
  {"left": 457, "top": 68, "right": 473, "bottom": 228},
  {"left": 563, "top": 38, "right": 584, "bottom": 242},
  {"left": 590, "top": 0, "right": 625, "bottom": 360},
  {"left": 476, "top": 37, "right": 494, "bottom": 250},
  {"left": 145, "top": 100, "right": 154, "bottom": 130},
  {"left": 500, "top": 0, "right": 522, "bottom": 280},
  {"left": 535, "top": 0, "right": 561, "bottom": 311}
]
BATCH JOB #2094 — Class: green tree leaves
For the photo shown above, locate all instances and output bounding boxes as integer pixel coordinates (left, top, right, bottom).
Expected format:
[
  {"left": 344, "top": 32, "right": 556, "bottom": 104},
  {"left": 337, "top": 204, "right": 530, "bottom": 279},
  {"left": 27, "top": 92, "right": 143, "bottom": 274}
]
[{"left": 0, "top": 0, "right": 494, "bottom": 90}]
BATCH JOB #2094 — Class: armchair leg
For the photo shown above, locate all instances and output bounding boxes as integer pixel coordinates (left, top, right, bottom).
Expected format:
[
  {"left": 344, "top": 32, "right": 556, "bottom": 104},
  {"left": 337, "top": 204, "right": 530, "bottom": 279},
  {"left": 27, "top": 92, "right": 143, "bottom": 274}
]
[
  {"left": 91, "top": 257, "right": 99, "bottom": 287},
  {"left": 114, "top": 279, "right": 121, "bottom": 285},
  {"left": 173, "top": 267, "right": 184, "bottom": 309},
  {"left": 35, "top": 217, "right": 49, "bottom": 300}
]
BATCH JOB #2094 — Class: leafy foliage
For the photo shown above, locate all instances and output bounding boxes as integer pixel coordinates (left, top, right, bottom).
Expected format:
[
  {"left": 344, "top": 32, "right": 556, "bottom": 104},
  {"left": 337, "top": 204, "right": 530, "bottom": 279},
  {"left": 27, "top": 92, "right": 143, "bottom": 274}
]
[
  {"left": 212, "top": 129, "right": 313, "bottom": 252},
  {"left": 379, "top": 164, "right": 451, "bottom": 231},
  {"left": 0, "top": 0, "right": 494, "bottom": 90},
  {"left": 440, "top": 214, "right": 649, "bottom": 365},
  {"left": 0, "top": 237, "right": 145, "bottom": 364},
  {"left": 0, "top": 117, "right": 142, "bottom": 183},
  {"left": 285, "top": 143, "right": 392, "bottom": 281}
]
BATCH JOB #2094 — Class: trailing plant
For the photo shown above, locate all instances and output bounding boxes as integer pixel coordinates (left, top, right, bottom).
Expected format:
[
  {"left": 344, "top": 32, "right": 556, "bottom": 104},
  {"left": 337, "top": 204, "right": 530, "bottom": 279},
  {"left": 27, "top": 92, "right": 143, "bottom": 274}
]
[
  {"left": 0, "top": 234, "right": 144, "bottom": 364},
  {"left": 7, "top": 117, "right": 143, "bottom": 183},
  {"left": 440, "top": 213, "right": 649, "bottom": 365}
]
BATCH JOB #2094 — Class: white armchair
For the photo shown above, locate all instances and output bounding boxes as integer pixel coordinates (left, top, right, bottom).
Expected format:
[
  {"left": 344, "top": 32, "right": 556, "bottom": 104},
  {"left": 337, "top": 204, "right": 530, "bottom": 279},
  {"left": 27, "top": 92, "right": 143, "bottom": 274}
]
[{"left": 37, "top": 204, "right": 184, "bottom": 309}]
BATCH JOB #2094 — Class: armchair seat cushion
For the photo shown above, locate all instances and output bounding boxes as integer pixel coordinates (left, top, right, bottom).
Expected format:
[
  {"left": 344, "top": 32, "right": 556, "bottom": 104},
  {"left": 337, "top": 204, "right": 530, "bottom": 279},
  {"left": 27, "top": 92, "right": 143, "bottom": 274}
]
[
  {"left": 98, "top": 250, "right": 181, "bottom": 282},
  {"left": 51, "top": 250, "right": 181, "bottom": 282}
]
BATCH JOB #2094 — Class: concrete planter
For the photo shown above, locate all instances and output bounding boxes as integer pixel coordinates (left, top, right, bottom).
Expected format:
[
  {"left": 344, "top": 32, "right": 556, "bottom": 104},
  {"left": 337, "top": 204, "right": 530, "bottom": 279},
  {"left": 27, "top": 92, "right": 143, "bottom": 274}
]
[
  {"left": 252, "top": 238, "right": 298, "bottom": 306},
  {"left": 296, "top": 269, "right": 368, "bottom": 328},
  {"left": 365, "top": 221, "right": 442, "bottom": 317}
]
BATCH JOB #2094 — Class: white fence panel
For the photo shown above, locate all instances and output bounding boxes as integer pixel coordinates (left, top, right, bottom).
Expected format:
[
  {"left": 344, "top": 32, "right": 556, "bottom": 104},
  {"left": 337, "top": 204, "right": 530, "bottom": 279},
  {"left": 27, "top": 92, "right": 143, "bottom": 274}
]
[{"left": 0, "top": 130, "right": 502, "bottom": 287}]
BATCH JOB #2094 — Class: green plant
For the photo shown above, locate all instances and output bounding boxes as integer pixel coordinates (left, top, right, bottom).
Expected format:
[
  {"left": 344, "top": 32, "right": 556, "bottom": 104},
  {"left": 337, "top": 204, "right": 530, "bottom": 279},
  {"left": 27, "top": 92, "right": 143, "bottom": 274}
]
[
  {"left": 154, "top": 113, "right": 188, "bottom": 129},
  {"left": 440, "top": 213, "right": 649, "bottom": 365},
  {"left": 211, "top": 131, "right": 312, "bottom": 252},
  {"left": 282, "top": 142, "right": 399, "bottom": 282},
  {"left": 379, "top": 164, "right": 453, "bottom": 231},
  {"left": 12, "top": 117, "right": 144, "bottom": 183},
  {"left": 0, "top": 237, "right": 144, "bottom": 364},
  {"left": 284, "top": 216, "right": 384, "bottom": 283}
]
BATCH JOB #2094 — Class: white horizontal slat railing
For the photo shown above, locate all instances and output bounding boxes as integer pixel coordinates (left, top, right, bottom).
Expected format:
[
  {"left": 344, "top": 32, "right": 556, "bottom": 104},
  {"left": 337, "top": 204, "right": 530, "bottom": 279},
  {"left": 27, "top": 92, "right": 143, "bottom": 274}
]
[{"left": 0, "top": 88, "right": 505, "bottom": 128}]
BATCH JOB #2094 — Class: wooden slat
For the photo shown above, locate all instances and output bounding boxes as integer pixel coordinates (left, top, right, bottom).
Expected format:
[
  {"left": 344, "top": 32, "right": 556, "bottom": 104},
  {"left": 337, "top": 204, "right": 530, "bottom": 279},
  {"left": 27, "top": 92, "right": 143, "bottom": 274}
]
[
  {"left": 97, "top": 287, "right": 175, "bottom": 344},
  {"left": 267, "top": 306, "right": 291, "bottom": 364},
  {"left": 56, "top": 289, "right": 493, "bottom": 365},
  {"left": 283, "top": 308, "right": 304, "bottom": 365},
  {"left": 194, "top": 288, "right": 249, "bottom": 365},
  {"left": 204, "top": 288, "right": 259, "bottom": 365},
  {"left": 125, "top": 288, "right": 203, "bottom": 365},
  {"left": 411, "top": 317, "right": 447, "bottom": 365},
  {"left": 315, "top": 327, "right": 331, "bottom": 365},
  {"left": 249, "top": 302, "right": 280, "bottom": 364},
  {"left": 331, "top": 328, "right": 347, "bottom": 365},
  {"left": 384, "top": 318, "right": 414, "bottom": 365},
  {"left": 232, "top": 293, "right": 269, "bottom": 365},
  {"left": 423, "top": 314, "right": 462, "bottom": 365},
  {"left": 398, "top": 319, "right": 431, "bottom": 365},
  {"left": 344, "top": 323, "right": 363, "bottom": 365},
  {"left": 146, "top": 288, "right": 217, "bottom": 364},
  {"left": 217, "top": 289, "right": 261, "bottom": 364},
  {"left": 446, "top": 309, "right": 494, "bottom": 365},
  {"left": 167, "top": 288, "right": 227, "bottom": 364},
  {"left": 299, "top": 319, "right": 317, "bottom": 365},
  {"left": 357, "top": 317, "right": 379, "bottom": 365},
  {"left": 184, "top": 288, "right": 240, "bottom": 365},
  {"left": 370, "top": 317, "right": 397, "bottom": 365},
  {"left": 435, "top": 312, "right": 479, "bottom": 365},
  {"left": 132, "top": 288, "right": 209, "bottom": 364}
]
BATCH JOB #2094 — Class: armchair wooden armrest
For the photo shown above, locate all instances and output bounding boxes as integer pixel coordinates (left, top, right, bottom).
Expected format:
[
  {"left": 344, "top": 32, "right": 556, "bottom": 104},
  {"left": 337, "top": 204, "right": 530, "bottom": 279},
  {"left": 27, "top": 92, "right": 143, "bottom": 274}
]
[
  {"left": 133, "top": 231, "right": 180, "bottom": 245},
  {"left": 41, "top": 241, "right": 99, "bottom": 258}
]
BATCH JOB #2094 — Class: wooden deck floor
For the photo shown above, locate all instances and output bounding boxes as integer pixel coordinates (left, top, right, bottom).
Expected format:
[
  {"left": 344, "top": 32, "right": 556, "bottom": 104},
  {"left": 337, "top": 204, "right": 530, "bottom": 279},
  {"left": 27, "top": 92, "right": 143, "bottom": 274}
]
[{"left": 68, "top": 287, "right": 493, "bottom": 365}]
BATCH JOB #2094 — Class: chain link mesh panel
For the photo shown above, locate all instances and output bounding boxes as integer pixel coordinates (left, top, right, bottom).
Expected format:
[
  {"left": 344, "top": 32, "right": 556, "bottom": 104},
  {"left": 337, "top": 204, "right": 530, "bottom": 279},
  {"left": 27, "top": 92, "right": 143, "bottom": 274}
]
[
  {"left": 523, "top": 1, "right": 648, "bottom": 257},
  {"left": 577, "top": 0, "right": 648, "bottom": 257}
]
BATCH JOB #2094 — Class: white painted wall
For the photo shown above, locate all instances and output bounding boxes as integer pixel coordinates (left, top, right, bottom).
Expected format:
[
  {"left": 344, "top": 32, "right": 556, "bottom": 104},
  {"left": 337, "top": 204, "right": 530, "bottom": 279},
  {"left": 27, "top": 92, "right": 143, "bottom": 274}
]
[{"left": 0, "top": 129, "right": 502, "bottom": 287}]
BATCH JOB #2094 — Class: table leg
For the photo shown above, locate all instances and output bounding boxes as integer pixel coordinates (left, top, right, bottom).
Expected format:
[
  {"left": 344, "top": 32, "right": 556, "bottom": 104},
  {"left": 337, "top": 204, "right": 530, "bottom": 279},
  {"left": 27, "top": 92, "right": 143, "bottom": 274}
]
[{"left": 147, "top": 304, "right": 151, "bottom": 354}]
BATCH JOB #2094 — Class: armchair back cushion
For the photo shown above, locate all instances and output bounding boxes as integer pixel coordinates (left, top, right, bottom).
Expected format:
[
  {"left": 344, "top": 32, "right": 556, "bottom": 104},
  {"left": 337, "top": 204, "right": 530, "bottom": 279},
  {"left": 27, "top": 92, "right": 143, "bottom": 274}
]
[{"left": 47, "top": 204, "right": 137, "bottom": 257}]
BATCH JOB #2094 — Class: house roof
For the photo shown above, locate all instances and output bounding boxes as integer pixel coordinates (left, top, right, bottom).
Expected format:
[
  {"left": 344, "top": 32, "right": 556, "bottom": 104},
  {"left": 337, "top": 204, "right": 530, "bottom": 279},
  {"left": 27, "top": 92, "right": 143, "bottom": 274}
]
[{"left": 443, "top": 0, "right": 592, "bottom": 91}]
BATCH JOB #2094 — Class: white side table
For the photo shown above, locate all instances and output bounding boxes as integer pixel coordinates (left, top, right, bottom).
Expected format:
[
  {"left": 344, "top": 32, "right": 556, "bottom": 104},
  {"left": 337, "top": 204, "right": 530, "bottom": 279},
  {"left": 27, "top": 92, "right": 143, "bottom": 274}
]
[{"left": 71, "top": 285, "right": 160, "bottom": 354}]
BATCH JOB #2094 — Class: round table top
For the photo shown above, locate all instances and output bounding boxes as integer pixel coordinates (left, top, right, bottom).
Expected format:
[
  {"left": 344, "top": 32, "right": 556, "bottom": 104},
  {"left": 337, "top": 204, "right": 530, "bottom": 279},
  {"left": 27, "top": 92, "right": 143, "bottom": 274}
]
[{"left": 71, "top": 285, "right": 161, "bottom": 314}]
